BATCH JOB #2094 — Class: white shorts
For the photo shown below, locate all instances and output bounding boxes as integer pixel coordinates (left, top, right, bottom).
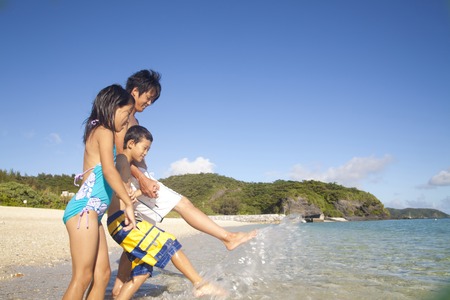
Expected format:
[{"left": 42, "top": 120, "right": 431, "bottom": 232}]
[{"left": 131, "top": 168, "right": 182, "bottom": 225}]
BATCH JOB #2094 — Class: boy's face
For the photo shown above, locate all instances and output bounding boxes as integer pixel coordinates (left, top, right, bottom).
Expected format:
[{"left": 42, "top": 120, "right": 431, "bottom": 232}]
[
  {"left": 130, "top": 138, "right": 151, "bottom": 163},
  {"left": 131, "top": 87, "right": 158, "bottom": 113}
]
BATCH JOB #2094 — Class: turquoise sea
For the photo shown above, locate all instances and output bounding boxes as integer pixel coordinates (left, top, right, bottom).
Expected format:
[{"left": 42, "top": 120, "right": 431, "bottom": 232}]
[
  {"left": 134, "top": 217, "right": 450, "bottom": 300},
  {"left": 2, "top": 217, "right": 449, "bottom": 299}
]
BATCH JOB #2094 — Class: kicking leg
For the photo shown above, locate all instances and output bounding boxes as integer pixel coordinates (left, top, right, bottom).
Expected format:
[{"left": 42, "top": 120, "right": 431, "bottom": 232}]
[{"left": 174, "top": 196, "right": 257, "bottom": 250}]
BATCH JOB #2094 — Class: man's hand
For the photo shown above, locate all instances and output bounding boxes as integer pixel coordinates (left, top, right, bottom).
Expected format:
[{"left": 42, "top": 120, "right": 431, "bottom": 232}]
[{"left": 138, "top": 175, "right": 160, "bottom": 198}]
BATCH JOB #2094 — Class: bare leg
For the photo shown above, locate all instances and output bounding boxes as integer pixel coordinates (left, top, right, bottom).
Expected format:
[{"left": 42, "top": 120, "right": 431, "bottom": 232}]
[
  {"left": 115, "top": 274, "right": 149, "bottom": 300},
  {"left": 170, "top": 250, "right": 227, "bottom": 297},
  {"left": 174, "top": 196, "right": 257, "bottom": 250},
  {"left": 86, "top": 225, "right": 111, "bottom": 300},
  {"left": 112, "top": 251, "right": 132, "bottom": 298},
  {"left": 63, "top": 212, "right": 100, "bottom": 300}
]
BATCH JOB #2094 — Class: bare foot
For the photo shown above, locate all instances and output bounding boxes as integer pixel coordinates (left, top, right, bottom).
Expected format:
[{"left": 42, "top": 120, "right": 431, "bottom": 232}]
[
  {"left": 193, "top": 281, "right": 228, "bottom": 298},
  {"left": 224, "top": 230, "right": 258, "bottom": 251}
]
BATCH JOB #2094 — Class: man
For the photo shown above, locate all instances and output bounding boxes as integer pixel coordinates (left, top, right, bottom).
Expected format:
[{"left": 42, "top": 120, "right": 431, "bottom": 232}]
[{"left": 112, "top": 69, "right": 257, "bottom": 297}]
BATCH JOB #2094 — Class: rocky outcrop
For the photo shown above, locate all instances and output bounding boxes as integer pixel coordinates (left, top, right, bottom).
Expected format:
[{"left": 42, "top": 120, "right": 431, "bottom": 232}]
[
  {"left": 282, "top": 196, "right": 389, "bottom": 220},
  {"left": 333, "top": 199, "right": 365, "bottom": 216},
  {"left": 283, "top": 197, "right": 322, "bottom": 217}
]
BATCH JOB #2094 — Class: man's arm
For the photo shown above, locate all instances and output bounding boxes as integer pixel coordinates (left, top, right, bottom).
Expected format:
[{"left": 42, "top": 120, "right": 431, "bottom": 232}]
[
  {"left": 130, "top": 164, "right": 159, "bottom": 198},
  {"left": 115, "top": 128, "right": 127, "bottom": 155}
]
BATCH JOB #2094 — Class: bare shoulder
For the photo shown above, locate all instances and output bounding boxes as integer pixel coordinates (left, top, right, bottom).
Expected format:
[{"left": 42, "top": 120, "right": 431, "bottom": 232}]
[
  {"left": 85, "top": 127, "right": 114, "bottom": 161},
  {"left": 92, "top": 126, "right": 114, "bottom": 142}
]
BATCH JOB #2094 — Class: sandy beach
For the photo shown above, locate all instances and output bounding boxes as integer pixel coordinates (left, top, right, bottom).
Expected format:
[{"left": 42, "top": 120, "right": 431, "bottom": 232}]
[{"left": 0, "top": 205, "right": 254, "bottom": 298}]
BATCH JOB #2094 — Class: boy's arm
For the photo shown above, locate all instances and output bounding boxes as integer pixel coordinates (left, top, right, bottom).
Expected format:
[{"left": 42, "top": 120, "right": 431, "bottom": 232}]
[
  {"left": 130, "top": 164, "right": 159, "bottom": 198},
  {"left": 117, "top": 155, "right": 137, "bottom": 198},
  {"left": 116, "top": 154, "right": 132, "bottom": 183},
  {"left": 134, "top": 189, "right": 142, "bottom": 198}
]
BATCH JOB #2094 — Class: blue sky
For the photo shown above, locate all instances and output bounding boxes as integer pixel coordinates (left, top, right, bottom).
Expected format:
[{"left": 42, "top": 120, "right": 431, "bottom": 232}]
[{"left": 1, "top": 0, "right": 449, "bottom": 213}]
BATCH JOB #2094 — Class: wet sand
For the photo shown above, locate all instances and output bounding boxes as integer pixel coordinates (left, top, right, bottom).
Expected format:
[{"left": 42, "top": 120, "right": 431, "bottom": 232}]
[{"left": 0, "top": 206, "right": 254, "bottom": 299}]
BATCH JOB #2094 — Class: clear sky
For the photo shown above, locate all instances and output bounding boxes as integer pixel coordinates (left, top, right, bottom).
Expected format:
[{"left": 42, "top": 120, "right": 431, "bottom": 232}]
[{"left": 1, "top": 0, "right": 449, "bottom": 213}]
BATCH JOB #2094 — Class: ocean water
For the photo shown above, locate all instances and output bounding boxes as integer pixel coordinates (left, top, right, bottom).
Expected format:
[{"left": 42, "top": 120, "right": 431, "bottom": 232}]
[{"left": 131, "top": 216, "right": 450, "bottom": 300}]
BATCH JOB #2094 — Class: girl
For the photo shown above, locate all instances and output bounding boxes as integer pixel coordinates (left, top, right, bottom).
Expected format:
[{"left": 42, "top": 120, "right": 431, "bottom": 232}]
[{"left": 62, "top": 84, "right": 137, "bottom": 300}]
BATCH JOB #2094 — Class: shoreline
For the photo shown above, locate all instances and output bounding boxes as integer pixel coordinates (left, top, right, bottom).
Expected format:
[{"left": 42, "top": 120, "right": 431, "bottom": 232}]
[{"left": 0, "top": 206, "right": 257, "bottom": 280}]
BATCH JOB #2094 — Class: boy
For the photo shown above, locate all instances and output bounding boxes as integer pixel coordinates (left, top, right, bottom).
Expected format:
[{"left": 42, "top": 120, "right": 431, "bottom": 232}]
[{"left": 107, "top": 125, "right": 226, "bottom": 299}]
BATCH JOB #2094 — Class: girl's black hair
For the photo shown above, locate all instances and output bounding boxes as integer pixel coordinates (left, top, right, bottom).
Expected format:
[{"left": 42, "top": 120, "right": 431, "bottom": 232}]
[
  {"left": 83, "top": 84, "right": 135, "bottom": 143},
  {"left": 123, "top": 125, "right": 153, "bottom": 149}
]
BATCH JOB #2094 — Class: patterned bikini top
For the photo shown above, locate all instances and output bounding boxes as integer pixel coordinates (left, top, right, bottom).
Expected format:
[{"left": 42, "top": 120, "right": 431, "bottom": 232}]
[{"left": 73, "top": 145, "right": 117, "bottom": 186}]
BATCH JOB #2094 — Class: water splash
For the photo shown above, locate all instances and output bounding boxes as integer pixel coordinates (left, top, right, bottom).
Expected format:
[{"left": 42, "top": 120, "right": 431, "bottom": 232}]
[
  {"left": 196, "top": 214, "right": 307, "bottom": 299},
  {"left": 134, "top": 218, "right": 450, "bottom": 299}
]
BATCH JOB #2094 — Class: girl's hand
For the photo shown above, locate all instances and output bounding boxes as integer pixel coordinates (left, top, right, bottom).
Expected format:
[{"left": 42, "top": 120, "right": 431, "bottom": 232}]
[{"left": 122, "top": 205, "right": 136, "bottom": 231}]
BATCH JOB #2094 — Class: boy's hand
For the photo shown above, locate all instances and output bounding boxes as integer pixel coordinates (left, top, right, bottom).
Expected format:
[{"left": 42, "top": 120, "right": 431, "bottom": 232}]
[
  {"left": 128, "top": 189, "right": 137, "bottom": 203},
  {"left": 123, "top": 182, "right": 138, "bottom": 203},
  {"left": 138, "top": 175, "right": 160, "bottom": 198}
]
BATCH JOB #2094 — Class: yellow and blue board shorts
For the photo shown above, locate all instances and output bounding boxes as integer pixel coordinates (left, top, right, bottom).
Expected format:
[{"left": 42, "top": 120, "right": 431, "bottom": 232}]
[{"left": 107, "top": 210, "right": 182, "bottom": 277}]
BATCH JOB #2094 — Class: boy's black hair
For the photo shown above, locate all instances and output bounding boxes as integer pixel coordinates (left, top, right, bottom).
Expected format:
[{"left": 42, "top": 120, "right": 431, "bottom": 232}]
[
  {"left": 126, "top": 69, "right": 162, "bottom": 103},
  {"left": 123, "top": 125, "right": 153, "bottom": 149}
]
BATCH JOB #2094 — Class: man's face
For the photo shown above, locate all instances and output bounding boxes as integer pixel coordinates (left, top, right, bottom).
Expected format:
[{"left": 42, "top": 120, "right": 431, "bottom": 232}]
[{"left": 132, "top": 88, "right": 157, "bottom": 113}]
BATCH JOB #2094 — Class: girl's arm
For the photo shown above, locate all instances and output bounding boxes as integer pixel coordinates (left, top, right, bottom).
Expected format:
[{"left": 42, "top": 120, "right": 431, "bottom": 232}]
[{"left": 97, "top": 127, "right": 136, "bottom": 229}]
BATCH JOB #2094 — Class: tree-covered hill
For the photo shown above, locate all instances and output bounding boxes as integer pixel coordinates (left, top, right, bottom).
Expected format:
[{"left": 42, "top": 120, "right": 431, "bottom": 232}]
[
  {"left": 0, "top": 169, "right": 76, "bottom": 209},
  {"left": 0, "top": 169, "right": 77, "bottom": 194},
  {"left": 387, "top": 208, "right": 449, "bottom": 219},
  {"left": 2, "top": 169, "right": 446, "bottom": 220},
  {"left": 159, "top": 173, "right": 390, "bottom": 219}
]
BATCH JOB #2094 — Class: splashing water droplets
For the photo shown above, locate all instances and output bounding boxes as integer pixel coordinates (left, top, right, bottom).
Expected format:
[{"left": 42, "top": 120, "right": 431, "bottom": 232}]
[{"left": 190, "top": 215, "right": 307, "bottom": 299}]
